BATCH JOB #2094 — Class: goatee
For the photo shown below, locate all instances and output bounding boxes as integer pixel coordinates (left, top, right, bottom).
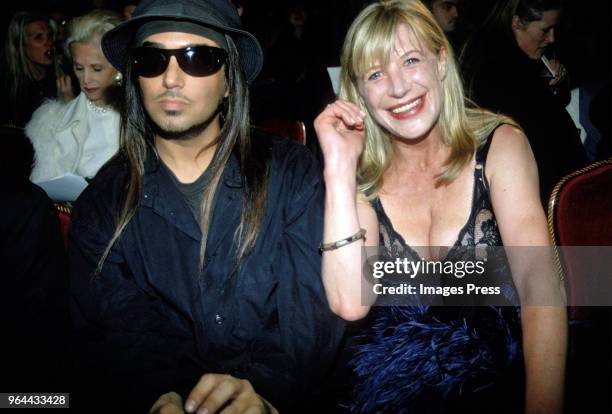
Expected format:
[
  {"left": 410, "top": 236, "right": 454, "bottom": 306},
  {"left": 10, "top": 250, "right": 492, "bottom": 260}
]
[{"left": 152, "top": 105, "right": 222, "bottom": 141}]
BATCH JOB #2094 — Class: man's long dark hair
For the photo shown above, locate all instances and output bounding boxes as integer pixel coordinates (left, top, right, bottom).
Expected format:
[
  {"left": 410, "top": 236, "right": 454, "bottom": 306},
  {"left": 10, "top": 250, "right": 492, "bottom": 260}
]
[{"left": 96, "top": 34, "right": 269, "bottom": 274}]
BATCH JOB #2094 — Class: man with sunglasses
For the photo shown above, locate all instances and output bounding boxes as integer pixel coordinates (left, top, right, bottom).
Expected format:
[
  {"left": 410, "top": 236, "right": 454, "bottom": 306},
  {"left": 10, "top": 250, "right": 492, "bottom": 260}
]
[{"left": 68, "top": 0, "right": 344, "bottom": 413}]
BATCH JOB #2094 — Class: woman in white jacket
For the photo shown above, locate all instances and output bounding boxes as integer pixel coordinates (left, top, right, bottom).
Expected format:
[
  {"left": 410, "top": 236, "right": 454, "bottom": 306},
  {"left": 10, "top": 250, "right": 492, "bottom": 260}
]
[{"left": 27, "top": 10, "right": 123, "bottom": 183}]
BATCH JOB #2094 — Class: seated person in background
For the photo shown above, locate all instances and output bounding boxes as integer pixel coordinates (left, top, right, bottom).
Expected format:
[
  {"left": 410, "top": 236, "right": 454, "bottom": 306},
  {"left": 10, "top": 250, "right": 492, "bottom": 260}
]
[
  {"left": 69, "top": 0, "right": 344, "bottom": 412},
  {"left": 315, "top": 0, "right": 566, "bottom": 412},
  {"left": 423, "top": 0, "right": 468, "bottom": 52},
  {"left": 460, "top": 0, "right": 587, "bottom": 205},
  {"left": 0, "top": 126, "right": 69, "bottom": 393},
  {"left": 26, "top": 10, "right": 123, "bottom": 183},
  {"left": 0, "top": 11, "right": 68, "bottom": 127},
  {"left": 424, "top": 0, "right": 458, "bottom": 34}
]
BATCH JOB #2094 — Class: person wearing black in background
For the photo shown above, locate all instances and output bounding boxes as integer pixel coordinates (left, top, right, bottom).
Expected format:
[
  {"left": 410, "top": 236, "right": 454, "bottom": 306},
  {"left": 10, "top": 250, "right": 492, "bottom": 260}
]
[{"left": 461, "top": 0, "right": 587, "bottom": 205}]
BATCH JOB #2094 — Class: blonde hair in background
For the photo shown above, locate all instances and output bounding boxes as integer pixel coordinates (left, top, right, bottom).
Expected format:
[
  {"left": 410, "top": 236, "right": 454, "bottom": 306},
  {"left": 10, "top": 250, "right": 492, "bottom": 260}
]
[
  {"left": 64, "top": 9, "right": 123, "bottom": 58},
  {"left": 339, "top": 0, "right": 518, "bottom": 198}
]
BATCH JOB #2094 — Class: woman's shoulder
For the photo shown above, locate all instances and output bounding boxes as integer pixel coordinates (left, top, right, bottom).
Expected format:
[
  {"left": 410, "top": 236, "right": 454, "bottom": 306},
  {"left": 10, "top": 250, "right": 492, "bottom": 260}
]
[
  {"left": 26, "top": 93, "right": 86, "bottom": 134},
  {"left": 490, "top": 124, "right": 530, "bottom": 152},
  {"left": 27, "top": 99, "right": 68, "bottom": 131},
  {"left": 485, "top": 124, "right": 535, "bottom": 181}
]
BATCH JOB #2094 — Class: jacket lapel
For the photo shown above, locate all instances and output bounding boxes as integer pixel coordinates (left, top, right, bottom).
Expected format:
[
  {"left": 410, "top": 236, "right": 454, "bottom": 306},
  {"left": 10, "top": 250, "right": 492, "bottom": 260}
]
[
  {"left": 140, "top": 151, "right": 244, "bottom": 249},
  {"left": 203, "top": 154, "right": 244, "bottom": 262},
  {"left": 142, "top": 155, "right": 202, "bottom": 242}
]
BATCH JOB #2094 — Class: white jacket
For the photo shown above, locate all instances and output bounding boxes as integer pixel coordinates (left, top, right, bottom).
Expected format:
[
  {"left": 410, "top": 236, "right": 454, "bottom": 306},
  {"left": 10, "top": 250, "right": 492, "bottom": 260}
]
[{"left": 26, "top": 92, "right": 120, "bottom": 183}]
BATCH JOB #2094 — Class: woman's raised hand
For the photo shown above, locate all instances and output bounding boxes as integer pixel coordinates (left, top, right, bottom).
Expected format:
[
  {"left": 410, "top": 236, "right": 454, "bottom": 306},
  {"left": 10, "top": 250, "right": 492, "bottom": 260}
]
[
  {"left": 314, "top": 99, "right": 366, "bottom": 174},
  {"left": 57, "top": 74, "right": 76, "bottom": 102},
  {"left": 547, "top": 59, "right": 567, "bottom": 86}
]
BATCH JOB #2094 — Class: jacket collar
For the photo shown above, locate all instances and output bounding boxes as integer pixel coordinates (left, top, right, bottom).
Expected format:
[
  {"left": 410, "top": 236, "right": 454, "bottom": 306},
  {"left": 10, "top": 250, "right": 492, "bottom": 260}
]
[
  {"left": 140, "top": 145, "right": 244, "bottom": 245},
  {"left": 57, "top": 92, "right": 92, "bottom": 131},
  {"left": 143, "top": 144, "right": 244, "bottom": 187}
]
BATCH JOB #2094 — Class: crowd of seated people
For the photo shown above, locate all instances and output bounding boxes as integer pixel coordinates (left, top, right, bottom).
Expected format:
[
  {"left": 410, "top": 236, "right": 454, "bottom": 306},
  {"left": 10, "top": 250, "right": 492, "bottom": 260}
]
[{"left": 26, "top": 9, "right": 122, "bottom": 184}]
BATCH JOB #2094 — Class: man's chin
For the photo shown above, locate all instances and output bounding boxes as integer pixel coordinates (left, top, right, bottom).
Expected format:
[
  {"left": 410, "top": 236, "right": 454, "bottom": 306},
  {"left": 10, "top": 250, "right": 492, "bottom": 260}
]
[{"left": 152, "top": 116, "right": 219, "bottom": 141}]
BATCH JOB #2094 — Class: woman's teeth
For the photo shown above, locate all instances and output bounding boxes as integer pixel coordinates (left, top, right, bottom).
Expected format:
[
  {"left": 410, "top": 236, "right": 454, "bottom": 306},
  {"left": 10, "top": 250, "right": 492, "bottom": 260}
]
[{"left": 392, "top": 98, "right": 422, "bottom": 114}]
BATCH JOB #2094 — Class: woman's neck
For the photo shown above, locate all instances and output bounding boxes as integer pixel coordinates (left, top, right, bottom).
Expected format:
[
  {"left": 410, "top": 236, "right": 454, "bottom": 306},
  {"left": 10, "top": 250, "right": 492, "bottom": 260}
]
[
  {"left": 390, "top": 127, "right": 448, "bottom": 174},
  {"left": 28, "top": 61, "right": 46, "bottom": 81}
]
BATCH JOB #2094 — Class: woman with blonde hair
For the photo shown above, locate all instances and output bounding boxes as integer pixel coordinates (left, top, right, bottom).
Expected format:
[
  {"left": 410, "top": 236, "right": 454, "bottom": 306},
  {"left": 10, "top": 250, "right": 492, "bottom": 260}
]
[
  {"left": 0, "top": 11, "right": 58, "bottom": 127},
  {"left": 315, "top": 0, "right": 566, "bottom": 412},
  {"left": 26, "top": 10, "right": 123, "bottom": 186}
]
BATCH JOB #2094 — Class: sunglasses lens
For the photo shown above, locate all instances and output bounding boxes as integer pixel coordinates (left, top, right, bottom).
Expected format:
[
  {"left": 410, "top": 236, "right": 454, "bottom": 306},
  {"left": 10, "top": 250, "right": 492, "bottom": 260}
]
[
  {"left": 133, "top": 46, "right": 227, "bottom": 78},
  {"left": 133, "top": 48, "right": 168, "bottom": 78},
  {"left": 179, "top": 46, "right": 227, "bottom": 76}
]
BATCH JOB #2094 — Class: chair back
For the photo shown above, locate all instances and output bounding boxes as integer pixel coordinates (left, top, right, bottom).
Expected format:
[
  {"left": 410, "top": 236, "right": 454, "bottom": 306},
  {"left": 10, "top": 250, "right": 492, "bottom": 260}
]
[
  {"left": 254, "top": 117, "right": 307, "bottom": 145},
  {"left": 54, "top": 202, "right": 73, "bottom": 249},
  {"left": 548, "top": 159, "right": 612, "bottom": 319}
]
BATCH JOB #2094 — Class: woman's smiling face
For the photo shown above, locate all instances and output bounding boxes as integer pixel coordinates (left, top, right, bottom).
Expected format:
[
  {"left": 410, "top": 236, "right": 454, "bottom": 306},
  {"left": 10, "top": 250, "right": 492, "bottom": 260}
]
[{"left": 359, "top": 23, "right": 447, "bottom": 142}]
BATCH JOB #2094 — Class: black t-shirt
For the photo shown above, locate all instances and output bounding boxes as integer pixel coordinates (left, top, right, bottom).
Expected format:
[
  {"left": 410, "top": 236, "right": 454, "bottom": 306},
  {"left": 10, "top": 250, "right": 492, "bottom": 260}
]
[{"left": 162, "top": 161, "right": 212, "bottom": 226}]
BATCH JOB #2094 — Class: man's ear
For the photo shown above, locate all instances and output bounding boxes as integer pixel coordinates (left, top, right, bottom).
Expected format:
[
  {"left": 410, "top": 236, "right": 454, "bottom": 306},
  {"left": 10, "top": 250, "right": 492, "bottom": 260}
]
[{"left": 437, "top": 46, "right": 448, "bottom": 80}]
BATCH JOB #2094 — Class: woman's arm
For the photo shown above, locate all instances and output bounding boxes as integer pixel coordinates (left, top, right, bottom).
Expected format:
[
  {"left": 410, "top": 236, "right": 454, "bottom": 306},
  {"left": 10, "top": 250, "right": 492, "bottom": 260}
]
[
  {"left": 487, "top": 124, "right": 567, "bottom": 414},
  {"left": 315, "top": 100, "right": 379, "bottom": 321}
]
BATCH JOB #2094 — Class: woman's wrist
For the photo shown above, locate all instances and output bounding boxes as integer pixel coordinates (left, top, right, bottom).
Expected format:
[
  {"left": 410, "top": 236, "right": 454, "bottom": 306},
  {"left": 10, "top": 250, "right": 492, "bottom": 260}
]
[{"left": 324, "top": 164, "right": 357, "bottom": 187}]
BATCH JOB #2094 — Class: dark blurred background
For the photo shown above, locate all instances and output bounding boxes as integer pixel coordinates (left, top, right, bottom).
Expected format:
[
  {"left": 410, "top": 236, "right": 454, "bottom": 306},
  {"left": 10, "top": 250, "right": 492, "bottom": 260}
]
[
  {"left": 2, "top": 0, "right": 610, "bottom": 76},
  {"left": 2, "top": 0, "right": 610, "bottom": 160}
]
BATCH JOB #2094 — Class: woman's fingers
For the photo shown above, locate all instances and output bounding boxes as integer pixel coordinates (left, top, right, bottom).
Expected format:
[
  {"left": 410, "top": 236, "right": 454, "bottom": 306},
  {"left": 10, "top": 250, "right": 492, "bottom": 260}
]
[
  {"left": 57, "top": 75, "right": 75, "bottom": 102},
  {"left": 547, "top": 59, "right": 567, "bottom": 85},
  {"left": 327, "top": 100, "right": 366, "bottom": 128},
  {"left": 316, "top": 100, "right": 365, "bottom": 130}
]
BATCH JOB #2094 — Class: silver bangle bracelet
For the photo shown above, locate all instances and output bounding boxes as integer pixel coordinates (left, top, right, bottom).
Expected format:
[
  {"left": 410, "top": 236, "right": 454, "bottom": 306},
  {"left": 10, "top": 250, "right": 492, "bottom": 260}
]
[{"left": 319, "top": 228, "right": 366, "bottom": 253}]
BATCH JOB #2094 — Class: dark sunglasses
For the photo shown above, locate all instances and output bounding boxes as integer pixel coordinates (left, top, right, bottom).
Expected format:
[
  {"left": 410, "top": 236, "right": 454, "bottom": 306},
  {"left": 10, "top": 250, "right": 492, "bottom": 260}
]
[{"left": 132, "top": 45, "right": 228, "bottom": 78}]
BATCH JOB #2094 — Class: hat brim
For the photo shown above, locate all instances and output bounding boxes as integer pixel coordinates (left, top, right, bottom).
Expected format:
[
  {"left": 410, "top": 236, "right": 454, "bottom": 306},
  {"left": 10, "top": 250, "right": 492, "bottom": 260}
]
[{"left": 102, "top": 14, "right": 263, "bottom": 83}]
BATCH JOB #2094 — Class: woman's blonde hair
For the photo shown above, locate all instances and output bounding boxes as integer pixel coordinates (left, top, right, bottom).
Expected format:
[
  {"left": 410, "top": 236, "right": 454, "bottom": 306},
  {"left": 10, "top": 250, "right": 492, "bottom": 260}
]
[
  {"left": 64, "top": 10, "right": 123, "bottom": 58},
  {"left": 339, "top": 0, "right": 518, "bottom": 198}
]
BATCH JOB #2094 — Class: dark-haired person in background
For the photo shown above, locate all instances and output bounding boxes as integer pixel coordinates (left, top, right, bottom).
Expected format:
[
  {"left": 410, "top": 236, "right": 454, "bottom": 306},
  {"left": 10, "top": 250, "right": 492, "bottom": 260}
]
[
  {"left": 69, "top": 0, "right": 343, "bottom": 413},
  {"left": 0, "top": 125, "right": 69, "bottom": 394},
  {"left": 423, "top": 0, "right": 469, "bottom": 52},
  {"left": 461, "top": 0, "right": 587, "bottom": 205}
]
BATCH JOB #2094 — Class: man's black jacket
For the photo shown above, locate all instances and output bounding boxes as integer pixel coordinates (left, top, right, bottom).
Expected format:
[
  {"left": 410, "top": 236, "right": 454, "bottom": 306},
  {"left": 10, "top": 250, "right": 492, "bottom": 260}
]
[{"left": 69, "top": 131, "right": 345, "bottom": 412}]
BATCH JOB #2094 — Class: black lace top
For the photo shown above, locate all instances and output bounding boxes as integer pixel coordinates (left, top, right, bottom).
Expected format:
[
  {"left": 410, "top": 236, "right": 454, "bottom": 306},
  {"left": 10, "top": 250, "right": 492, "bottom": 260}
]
[
  {"left": 375, "top": 129, "right": 501, "bottom": 253},
  {"left": 349, "top": 129, "right": 524, "bottom": 414}
]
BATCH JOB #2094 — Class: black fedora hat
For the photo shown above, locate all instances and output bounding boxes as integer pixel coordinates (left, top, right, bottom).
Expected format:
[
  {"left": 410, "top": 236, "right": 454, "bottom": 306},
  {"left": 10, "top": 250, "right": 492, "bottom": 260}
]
[{"left": 101, "top": 0, "right": 263, "bottom": 82}]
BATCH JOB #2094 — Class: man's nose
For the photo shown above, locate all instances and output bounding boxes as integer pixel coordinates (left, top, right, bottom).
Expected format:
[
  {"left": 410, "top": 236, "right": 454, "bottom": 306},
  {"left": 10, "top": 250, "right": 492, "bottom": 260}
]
[{"left": 162, "top": 56, "right": 185, "bottom": 89}]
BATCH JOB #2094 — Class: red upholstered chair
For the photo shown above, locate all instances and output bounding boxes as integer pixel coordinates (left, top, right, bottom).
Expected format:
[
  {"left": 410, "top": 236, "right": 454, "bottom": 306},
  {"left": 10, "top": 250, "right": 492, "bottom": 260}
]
[
  {"left": 54, "top": 202, "right": 73, "bottom": 249},
  {"left": 548, "top": 159, "right": 612, "bottom": 412},
  {"left": 254, "top": 117, "right": 307, "bottom": 145},
  {"left": 547, "top": 159, "right": 612, "bottom": 320}
]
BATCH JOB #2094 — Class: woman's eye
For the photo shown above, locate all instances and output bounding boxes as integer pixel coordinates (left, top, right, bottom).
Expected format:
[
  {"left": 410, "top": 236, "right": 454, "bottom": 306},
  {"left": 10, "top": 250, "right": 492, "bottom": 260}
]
[
  {"left": 74, "top": 66, "right": 83, "bottom": 71},
  {"left": 405, "top": 57, "right": 420, "bottom": 66},
  {"left": 367, "top": 70, "right": 383, "bottom": 81}
]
